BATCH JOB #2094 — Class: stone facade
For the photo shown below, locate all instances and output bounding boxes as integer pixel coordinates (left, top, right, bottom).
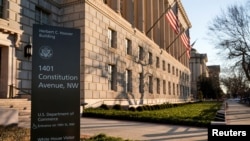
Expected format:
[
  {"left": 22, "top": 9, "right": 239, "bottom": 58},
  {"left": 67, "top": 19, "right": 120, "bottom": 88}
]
[
  {"left": 189, "top": 48, "right": 208, "bottom": 98},
  {"left": 208, "top": 65, "right": 221, "bottom": 91},
  {"left": 0, "top": 0, "right": 192, "bottom": 107}
]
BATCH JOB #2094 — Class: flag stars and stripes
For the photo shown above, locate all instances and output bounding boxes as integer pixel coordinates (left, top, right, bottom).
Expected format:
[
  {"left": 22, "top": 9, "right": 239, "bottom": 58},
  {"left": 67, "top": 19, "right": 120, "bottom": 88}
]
[{"left": 166, "top": 2, "right": 179, "bottom": 34}]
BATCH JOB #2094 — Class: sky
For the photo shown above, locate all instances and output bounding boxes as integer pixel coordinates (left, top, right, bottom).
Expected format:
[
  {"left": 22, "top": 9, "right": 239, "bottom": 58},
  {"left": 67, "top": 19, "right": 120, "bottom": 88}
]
[{"left": 181, "top": 0, "right": 246, "bottom": 67}]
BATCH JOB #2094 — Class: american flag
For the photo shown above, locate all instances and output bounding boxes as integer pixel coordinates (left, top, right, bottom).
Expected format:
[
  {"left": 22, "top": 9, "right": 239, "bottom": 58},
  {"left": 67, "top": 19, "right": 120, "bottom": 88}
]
[
  {"left": 166, "top": 2, "right": 179, "bottom": 34},
  {"left": 181, "top": 29, "right": 190, "bottom": 49},
  {"left": 181, "top": 29, "right": 191, "bottom": 58}
]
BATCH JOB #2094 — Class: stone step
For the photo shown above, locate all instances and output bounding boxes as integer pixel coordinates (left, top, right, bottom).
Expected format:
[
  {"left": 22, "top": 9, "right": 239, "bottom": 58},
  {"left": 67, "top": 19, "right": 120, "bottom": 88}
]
[
  {"left": 0, "top": 99, "right": 31, "bottom": 124},
  {"left": 19, "top": 110, "right": 31, "bottom": 116},
  {"left": 0, "top": 99, "right": 31, "bottom": 110},
  {"left": 19, "top": 115, "right": 31, "bottom": 122},
  {"left": 0, "top": 105, "right": 31, "bottom": 111}
]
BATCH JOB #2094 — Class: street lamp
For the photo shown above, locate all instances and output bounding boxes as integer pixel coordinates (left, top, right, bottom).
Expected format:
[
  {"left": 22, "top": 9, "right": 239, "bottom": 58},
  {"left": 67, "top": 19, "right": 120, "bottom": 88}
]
[
  {"left": 24, "top": 44, "right": 32, "bottom": 58},
  {"left": 24, "top": 36, "right": 32, "bottom": 58}
]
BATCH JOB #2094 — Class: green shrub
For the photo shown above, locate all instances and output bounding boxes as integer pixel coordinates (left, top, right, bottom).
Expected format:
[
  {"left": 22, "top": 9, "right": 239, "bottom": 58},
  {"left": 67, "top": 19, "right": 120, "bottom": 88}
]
[
  {"left": 198, "top": 91, "right": 204, "bottom": 101},
  {"left": 128, "top": 107, "right": 136, "bottom": 111},
  {"left": 136, "top": 106, "right": 143, "bottom": 112},
  {"left": 112, "top": 104, "right": 122, "bottom": 110},
  {"left": 99, "top": 104, "right": 109, "bottom": 110},
  {"left": 153, "top": 104, "right": 161, "bottom": 110},
  {"left": 144, "top": 105, "right": 152, "bottom": 111},
  {"left": 83, "top": 101, "right": 223, "bottom": 127},
  {"left": 83, "top": 133, "right": 132, "bottom": 141},
  {"left": 161, "top": 103, "right": 170, "bottom": 108},
  {"left": 150, "top": 105, "right": 155, "bottom": 110},
  {"left": 141, "top": 105, "right": 147, "bottom": 110}
]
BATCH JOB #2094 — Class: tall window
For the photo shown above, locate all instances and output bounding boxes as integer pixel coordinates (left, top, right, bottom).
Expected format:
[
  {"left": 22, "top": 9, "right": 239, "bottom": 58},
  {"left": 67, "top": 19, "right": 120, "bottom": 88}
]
[
  {"left": 108, "top": 28, "right": 117, "bottom": 48},
  {"left": 168, "top": 63, "right": 171, "bottom": 73},
  {"left": 156, "top": 57, "right": 160, "bottom": 68},
  {"left": 125, "top": 69, "right": 132, "bottom": 92},
  {"left": 173, "top": 83, "right": 175, "bottom": 95},
  {"left": 156, "top": 78, "right": 160, "bottom": 94},
  {"left": 180, "top": 85, "right": 183, "bottom": 96},
  {"left": 148, "top": 52, "right": 153, "bottom": 65},
  {"left": 148, "top": 76, "right": 153, "bottom": 93},
  {"left": 179, "top": 71, "right": 182, "bottom": 79},
  {"left": 139, "top": 73, "right": 144, "bottom": 93},
  {"left": 0, "top": 48, "right": 1, "bottom": 77},
  {"left": 172, "top": 66, "right": 175, "bottom": 75},
  {"left": 35, "top": 7, "right": 50, "bottom": 24},
  {"left": 163, "top": 80, "right": 166, "bottom": 94},
  {"left": 162, "top": 60, "right": 166, "bottom": 71},
  {"left": 125, "top": 38, "right": 132, "bottom": 55},
  {"left": 177, "top": 84, "right": 179, "bottom": 95},
  {"left": 138, "top": 46, "right": 144, "bottom": 61},
  {"left": 0, "top": 0, "right": 3, "bottom": 18},
  {"left": 168, "top": 81, "right": 171, "bottom": 95},
  {"left": 108, "top": 64, "right": 117, "bottom": 91}
]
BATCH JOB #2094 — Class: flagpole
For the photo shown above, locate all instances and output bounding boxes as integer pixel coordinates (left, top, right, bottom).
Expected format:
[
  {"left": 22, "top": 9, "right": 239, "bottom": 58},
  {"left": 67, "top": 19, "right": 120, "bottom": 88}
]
[
  {"left": 191, "top": 39, "right": 197, "bottom": 47},
  {"left": 178, "top": 40, "right": 197, "bottom": 59},
  {"left": 146, "top": 1, "right": 176, "bottom": 35},
  {"left": 165, "top": 29, "right": 185, "bottom": 51},
  {"left": 178, "top": 50, "right": 187, "bottom": 60}
]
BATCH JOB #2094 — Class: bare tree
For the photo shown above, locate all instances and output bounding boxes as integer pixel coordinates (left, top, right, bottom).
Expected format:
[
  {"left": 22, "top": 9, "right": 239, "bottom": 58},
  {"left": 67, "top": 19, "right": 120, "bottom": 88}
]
[
  {"left": 220, "top": 68, "right": 249, "bottom": 98},
  {"left": 208, "top": 1, "right": 250, "bottom": 80}
]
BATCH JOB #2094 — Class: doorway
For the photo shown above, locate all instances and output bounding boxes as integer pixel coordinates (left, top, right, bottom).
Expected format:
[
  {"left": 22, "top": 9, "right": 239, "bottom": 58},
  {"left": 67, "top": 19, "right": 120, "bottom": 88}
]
[{"left": 0, "top": 46, "right": 10, "bottom": 98}]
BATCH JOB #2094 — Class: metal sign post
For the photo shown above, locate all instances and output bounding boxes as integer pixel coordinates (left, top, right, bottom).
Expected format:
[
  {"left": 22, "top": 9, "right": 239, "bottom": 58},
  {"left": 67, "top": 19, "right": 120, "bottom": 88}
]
[{"left": 31, "top": 24, "right": 80, "bottom": 141}]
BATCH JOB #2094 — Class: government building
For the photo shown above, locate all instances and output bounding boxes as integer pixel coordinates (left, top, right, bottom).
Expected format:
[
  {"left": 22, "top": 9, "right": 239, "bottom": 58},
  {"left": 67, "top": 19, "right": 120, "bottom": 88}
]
[{"left": 0, "top": 0, "right": 192, "bottom": 107}]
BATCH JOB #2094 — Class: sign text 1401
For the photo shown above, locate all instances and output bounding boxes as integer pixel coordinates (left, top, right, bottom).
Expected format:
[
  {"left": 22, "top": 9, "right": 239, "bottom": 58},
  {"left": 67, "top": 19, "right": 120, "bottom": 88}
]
[{"left": 39, "top": 65, "right": 54, "bottom": 72}]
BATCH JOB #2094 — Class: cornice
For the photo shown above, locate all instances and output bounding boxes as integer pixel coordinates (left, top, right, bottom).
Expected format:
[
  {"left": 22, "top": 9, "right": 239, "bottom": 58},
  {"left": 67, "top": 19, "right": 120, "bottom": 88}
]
[
  {"left": 85, "top": 0, "right": 189, "bottom": 70},
  {"left": 177, "top": 0, "right": 192, "bottom": 29},
  {"left": 0, "top": 19, "right": 22, "bottom": 34},
  {"left": 45, "top": 0, "right": 84, "bottom": 8},
  {"left": 85, "top": 0, "right": 135, "bottom": 34},
  {"left": 0, "top": 19, "right": 23, "bottom": 47}
]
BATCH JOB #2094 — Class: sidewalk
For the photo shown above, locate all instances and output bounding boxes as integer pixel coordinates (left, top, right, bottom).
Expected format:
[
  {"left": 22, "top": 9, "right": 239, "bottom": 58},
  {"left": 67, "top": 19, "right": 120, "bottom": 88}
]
[
  {"left": 80, "top": 100, "right": 250, "bottom": 141},
  {"left": 81, "top": 117, "right": 208, "bottom": 141},
  {"left": 17, "top": 99, "right": 250, "bottom": 141},
  {"left": 226, "top": 99, "right": 250, "bottom": 125}
]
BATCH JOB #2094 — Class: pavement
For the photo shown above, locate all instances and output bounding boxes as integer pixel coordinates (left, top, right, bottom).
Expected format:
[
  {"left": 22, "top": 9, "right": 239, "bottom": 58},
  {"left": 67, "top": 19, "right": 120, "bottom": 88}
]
[
  {"left": 18, "top": 99, "right": 250, "bottom": 141},
  {"left": 225, "top": 99, "right": 250, "bottom": 125},
  {"left": 81, "top": 117, "right": 208, "bottom": 141}
]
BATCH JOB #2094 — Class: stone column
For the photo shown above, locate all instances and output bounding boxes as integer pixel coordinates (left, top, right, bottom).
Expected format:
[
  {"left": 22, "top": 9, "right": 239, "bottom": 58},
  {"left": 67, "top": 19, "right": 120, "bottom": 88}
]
[
  {"left": 165, "top": 0, "right": 172, "bottom": 54},
  {"left": 146, "top": 0, "right": 153, "bottom": 39},
  {"left": 125, "top": 0, "right": 134, "bottom": 26},
  {"left": 159, "top": 0, "right": 166, "bottom": 49},
  {"left": 111, "top": 0, "right": 120, "bottom": 14},
  {"left": 153, "top": 0, "right": 160, "bottom": 45},
  {"left": 137, "top": 0, "right": 145, "bottom": 33}
]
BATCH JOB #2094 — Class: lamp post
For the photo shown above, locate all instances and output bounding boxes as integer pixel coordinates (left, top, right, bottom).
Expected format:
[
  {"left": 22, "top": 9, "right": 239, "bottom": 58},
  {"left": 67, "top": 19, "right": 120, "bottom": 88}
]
[
  {"left": 24, "top": 44, "right": 32, "bottom": 58},
  {"left": 24, "top": 36, "right": 32, "bottom": 58}
]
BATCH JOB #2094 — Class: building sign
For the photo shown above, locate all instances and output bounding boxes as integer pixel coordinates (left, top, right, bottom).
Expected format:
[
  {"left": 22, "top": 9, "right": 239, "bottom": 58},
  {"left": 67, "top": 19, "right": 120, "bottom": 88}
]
[{"left": 31, "top": 24, "right": 80, "bottom": 141}]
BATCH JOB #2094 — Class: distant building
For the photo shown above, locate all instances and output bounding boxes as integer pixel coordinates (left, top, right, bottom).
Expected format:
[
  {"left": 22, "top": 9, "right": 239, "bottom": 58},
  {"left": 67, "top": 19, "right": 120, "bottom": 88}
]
[
  {"left": 207, "top": 65, "right": 220, "bottom": 79},
  {"left": 0, "top": 0, "right": 192, "bottom": 107},
  {"left": 207, "top": 65, "right": 221, "bottom": 90},
  {"left": 189, "top": 47, "right": 221, "bottom": 99},
  {"left": 189, "top": 48, "right": 208, "bottom": 98}
]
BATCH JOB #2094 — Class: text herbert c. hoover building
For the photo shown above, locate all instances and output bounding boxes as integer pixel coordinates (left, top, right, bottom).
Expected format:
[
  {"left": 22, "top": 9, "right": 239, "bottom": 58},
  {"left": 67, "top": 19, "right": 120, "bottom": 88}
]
[{"left": 0, "top": 0, "right": 192, "bottom": 107}]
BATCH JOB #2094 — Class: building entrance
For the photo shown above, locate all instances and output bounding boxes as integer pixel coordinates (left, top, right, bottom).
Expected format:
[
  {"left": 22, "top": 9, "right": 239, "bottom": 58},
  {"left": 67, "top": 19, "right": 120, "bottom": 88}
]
[{"left": 0, "top": 45, "right": 13, "bottom": 98}]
